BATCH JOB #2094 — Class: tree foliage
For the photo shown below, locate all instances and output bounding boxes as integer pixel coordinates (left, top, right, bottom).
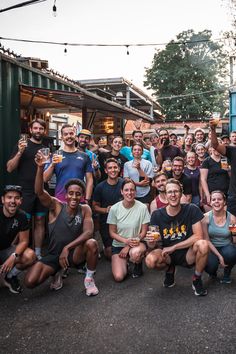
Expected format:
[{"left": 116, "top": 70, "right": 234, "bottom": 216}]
[{"left": 144, "top": 30, "right": 229, "bottom": 121}]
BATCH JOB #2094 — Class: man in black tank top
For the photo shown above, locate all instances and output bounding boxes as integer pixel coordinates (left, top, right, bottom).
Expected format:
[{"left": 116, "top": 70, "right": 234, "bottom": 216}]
[{"left": 24, "top": 152, "right": 99, "bottom": 296}]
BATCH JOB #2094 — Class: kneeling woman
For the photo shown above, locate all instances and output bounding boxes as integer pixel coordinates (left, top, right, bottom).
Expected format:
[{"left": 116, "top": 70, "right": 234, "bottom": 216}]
[
  {"left": 202, "top": 190, "right": 236, "bottom": 283},
  {"left": 107, "top": 179, "right": 150, "bottom": 281}
]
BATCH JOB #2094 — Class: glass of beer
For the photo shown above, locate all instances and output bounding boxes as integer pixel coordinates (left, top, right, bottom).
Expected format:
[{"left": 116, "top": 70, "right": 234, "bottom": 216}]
[
  {"left": 20, "top": 134, "right": 28, "bottom": 147},
  {"left": 221, "top": 157, "right": 229, "bottom": 171},
  {"left": 131, "top": 237, "right": 140, "bottom": 247},
  {"left": 54, "top": 150, "right": 63, "bottom": 163},
  {"left": 149, "top": 225, "right": 160, "bottom": 241}
]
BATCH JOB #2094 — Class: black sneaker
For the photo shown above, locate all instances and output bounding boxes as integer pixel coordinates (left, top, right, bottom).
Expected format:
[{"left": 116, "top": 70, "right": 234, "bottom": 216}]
[
  {"left": 131, "top": 263, "right": 143, "bottom": 278},
  {"left": 163, "top": 267, "right": 176, "bottom": 288},
  {"left": 192, "top": 277, "right": 207, "bottom": 296},
  {"left": 4, "top": 276, "right": 22, "bottom": 294}
]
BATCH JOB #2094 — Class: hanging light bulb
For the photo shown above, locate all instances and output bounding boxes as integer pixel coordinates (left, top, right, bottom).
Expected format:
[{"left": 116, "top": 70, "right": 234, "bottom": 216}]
[
  {"left": 126, "top": 45, "right": 129, "bottom": 55},
  {"left": 52, "top": 0, "right": 57, "bottom": 17},
  {"left": 64, "top": 43, "right": 68, "bottom": 55}
]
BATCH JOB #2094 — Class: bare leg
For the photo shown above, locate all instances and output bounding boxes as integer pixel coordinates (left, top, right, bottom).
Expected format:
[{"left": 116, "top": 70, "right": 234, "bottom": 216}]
[
  {"left": 24, "top": 262, "right": 55, "bottom": 288},
  {"left": 33, "top": 216, "right": 45, "bottom": 249},
  {"left": 15, "top": 248, "right": 36, "bottom": 270},
  {"left": 145, "top": 249, "right": 170, "bottom": 270},
  {"left": 111, "top": 255, "right": 128, "bottom": 282},
  {"left": 129, "top": 243, "right": 146, "bottom": 264}
]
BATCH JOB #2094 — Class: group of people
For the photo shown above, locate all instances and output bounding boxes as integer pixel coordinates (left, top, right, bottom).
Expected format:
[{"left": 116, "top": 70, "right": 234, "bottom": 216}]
[{"left": 1, "top": 117, "right": 236, "bottom": 298}]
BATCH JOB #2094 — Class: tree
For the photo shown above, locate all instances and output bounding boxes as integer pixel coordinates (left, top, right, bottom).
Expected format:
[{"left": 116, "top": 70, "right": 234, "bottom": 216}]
[{"left": 144, "top": 30, "right": 229, "bottom": 121}]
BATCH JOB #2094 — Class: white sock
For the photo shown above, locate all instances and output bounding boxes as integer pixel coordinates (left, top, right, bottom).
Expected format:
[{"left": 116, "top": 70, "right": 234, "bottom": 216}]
[
  {"left": 7, "top": 267, "right": 21, "bottom": 278},
  {"left": 86, "top": 268, "right": 95, "bottom": 278},
  {"left": 35, "top": 247, "right": 41, "bottom": 257}
]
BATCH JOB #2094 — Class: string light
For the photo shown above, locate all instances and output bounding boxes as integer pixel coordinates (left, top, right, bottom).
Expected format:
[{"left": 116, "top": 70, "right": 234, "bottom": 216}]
[
  {"left": 52, "top": 0, "right": 57, "bottom": 17},
  {"left": 126, "top": 45, "right": 129, "bottom": 55},
  {"left": 64, "top": 43, "right": 67, "bottom": 55}
]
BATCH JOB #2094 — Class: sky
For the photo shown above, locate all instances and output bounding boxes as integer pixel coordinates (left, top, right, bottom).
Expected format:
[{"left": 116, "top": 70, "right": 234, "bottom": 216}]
[{"left": 0, "top": 0, "right": 233, "bottom": 91}]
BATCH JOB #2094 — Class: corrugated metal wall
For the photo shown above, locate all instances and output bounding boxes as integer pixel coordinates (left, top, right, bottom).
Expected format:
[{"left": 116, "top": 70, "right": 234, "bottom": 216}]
[
  {"left": 0, "top": 54, "right": 78, "bottom": 193},
  {"left": 230, "top": 90, "right": 236, "bottom": 132}
]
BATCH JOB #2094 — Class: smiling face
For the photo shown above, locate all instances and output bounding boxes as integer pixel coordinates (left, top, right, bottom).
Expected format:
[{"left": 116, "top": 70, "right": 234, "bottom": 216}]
[
  {"left": 195, "top": 145, "right": 206, "bottom": 158},
  {"left": 165, "top": 182, "right": 182, "bottom": 208},
  {"left": 111, "top": 137, "right": 123, "bottom": 152},
  {"left": 105, "top": 161, "right": 120, "bottom": 179},
  {"left": 132, "top": 144, "right": 143, "bottom": 159},
  {"left": 185, "top": 134, "right": 193, "bottom": 146},
  {"left": 30, "top": 122, "right": 46, "bottom": 142},
  {"left": 154, "top": 175, "right": 168, "bottom": 192},
  {"left": 77, "top": 134, "right": 91, "bottom": 150},
  {"left": 186, "top": 152, "right": 196, "bottom": 167},
  {"left": 195, "top": 131, "right": 204, "bottom": 143},
  {"left": 121, "top": 181, "right": 136, "bottom": 203},
  {"left": 61, "top": 127, "right": 76, "bottom": 147},
  {"left": 133, "top": 132, "right": 143, "bottom": 143},
  {"left": 65, "top": 184, "right": 84, "bottom": 209},
  {"left": 172, "top": 160, "right": 184, "bottom": 178},
  {"left": 210, "top": 192, "right": 225, "bottom": 212},
  {"left": 2, "top": 191, "right": 22, "bottom": 217}
]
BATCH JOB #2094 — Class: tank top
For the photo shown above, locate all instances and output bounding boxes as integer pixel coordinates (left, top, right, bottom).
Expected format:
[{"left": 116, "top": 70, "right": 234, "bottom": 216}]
[
  {"left": 48, "top": 204, "right": 83, "bottom": 255},
  {"left": 208, "top": 210, "right": 231, "bottom": 247},
  {"left": 155, "top": 195, "right": 168, "bottom": 209}
]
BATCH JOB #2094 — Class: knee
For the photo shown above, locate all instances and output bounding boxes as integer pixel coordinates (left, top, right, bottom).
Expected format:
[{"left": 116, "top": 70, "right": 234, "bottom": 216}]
[
  {"left": 113, "top": 272, "right": 126, "bottom": 282},
  {"left": 24, "top": 249, "right": 37, "bottom": 265},
  {"left": 145, "top": 254, "right": 156, "bottom": 269},
  {"left": 24, "top": 273, "right": 37, "bottom": 289},
  {"left": 86, "top": 239, "right": 98, "bottom": 253},
  {"left": 129, "top": 249, "right": 143, "bottom": 263},
  {"left": 195, "top": 239, "right": 209, "bottom": 254}
]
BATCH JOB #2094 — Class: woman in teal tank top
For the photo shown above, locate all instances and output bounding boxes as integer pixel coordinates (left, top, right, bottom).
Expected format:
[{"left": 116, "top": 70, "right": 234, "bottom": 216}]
[{"left": 202, "top": 190, "right": 236, "bottom": 283}]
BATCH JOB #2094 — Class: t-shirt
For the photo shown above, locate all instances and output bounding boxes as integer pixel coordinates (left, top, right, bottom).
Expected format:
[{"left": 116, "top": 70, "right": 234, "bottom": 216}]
[
  {"left": 184, "top": 167, "right": 200, "bottom": 197},
  {"left": 123, "top": 160, "right": 154, "bottom": 198},
  {"left": 10, "top": 140, "right": 45, "bottom": 190},
  {"left": 93, "top": 178, "right": 123, "bottom": 224},
  {"left": 167, "top": 172, "right": 192, "bottom": 196},
  {"left": 201, "top": 156, "right": 230, "bottom": 194},
  {"left": 150, "top": 204, "right": 203, "bottom": 247},
  {"left": 107, "top": 200, "right": 150, "bottom": 247},
  {"left": 52, "top": 150, "right": 93, "bottom": 202},
  {"left": 98, "top": 152, "right": 128, "bottom": 181},
  {"left": 120, "top": 146, "right": 151, "bottom": 162},
  {"left": 0, "top": 206, "right": 29, "bottom": 250},
  {"left": 226, "top": 146, "right": 236, "bottom": 196},
  {"left": 161, "top": 145, "right": 183, "bottom": 161}
]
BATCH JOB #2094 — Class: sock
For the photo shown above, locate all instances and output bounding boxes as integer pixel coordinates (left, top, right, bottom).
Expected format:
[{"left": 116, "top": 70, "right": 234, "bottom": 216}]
[
  {"left": 35, "top": 247, "right": 41, "bottom": 257},
  {"left": 86, "top": 268, "right": 95, "bottom": 279},
  {"left": 193, "top": 270, "right": 202, "bottom": 280},
  {"left": 7, "top": 267, "right": 21, "bottom": 279}
]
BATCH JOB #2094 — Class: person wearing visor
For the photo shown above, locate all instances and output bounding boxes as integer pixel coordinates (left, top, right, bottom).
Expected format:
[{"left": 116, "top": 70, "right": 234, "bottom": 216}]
[{"left": 0, "top": 185, "right": 36, "bottom": 294}]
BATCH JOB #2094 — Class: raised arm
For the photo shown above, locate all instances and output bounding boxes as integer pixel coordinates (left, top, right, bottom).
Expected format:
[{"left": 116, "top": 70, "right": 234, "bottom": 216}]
[
  {"left": 6, "top": 139, "right": 27, "bottom": 173},
  {"left": 210, "top": 121, "right": 226, "bottom": 155}
]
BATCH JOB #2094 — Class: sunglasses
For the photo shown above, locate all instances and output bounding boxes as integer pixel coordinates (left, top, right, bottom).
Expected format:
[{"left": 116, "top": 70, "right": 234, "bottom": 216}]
[{"left": 4, "top": 185, "right": 22, "bottom": 192}]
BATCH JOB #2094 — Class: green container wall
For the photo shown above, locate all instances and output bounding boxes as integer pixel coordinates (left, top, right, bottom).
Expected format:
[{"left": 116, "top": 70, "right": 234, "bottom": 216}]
[{"left": 0, "top": 55, "right": 78, "bottom": 194}]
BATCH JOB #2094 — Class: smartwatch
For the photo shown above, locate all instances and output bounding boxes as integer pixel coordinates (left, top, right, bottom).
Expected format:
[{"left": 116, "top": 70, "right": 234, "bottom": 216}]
[{"left": 12, "top": 252, "right": 19, "bottom": 258}]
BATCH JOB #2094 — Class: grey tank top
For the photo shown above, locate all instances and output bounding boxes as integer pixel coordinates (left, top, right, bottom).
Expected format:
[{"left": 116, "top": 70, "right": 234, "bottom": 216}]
[
  {"left": 208, "top": 210, "right": 231, "bottom": 247},
  {"left": 48, "top": 204, "right": 83, "bottom": 255}
]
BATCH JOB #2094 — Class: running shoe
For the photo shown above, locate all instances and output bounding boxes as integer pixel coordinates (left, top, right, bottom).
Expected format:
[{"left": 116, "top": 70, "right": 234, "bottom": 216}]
[
  {"left": 131, "top": 262, "right": 143, "bottom": 278},
  {"left": 4, "top": 276, "right": 22, "bottom": 294},
  {"left": 163, "top": 266, "right": 176, "bottom": 288},
  {"left": 62, "top": 268, "right": 69, "bottom": 279},
  {"left": 220, "top": 268, "right": 232, "bottom": 284},
  {"left": 84, "top": 277, "right": 99, "bottom": 296},
  {"left": 192, "top": 277, "right": 207, "bottom": 296},
  {"left": 50, "top": 272, "right": 63, "bottom": 291}
]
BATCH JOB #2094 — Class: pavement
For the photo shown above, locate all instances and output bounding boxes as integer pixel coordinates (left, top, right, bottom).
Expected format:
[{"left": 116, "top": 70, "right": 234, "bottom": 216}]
[{"left": 1, "top": 257, "right": 236, "bottom": 354}]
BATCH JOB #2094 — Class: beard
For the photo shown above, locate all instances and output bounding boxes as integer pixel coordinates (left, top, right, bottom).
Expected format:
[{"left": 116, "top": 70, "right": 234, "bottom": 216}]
[
  {"left": 163, "top": 137, "right": 170, "bottom": 146},
  {"left": 31, "top": 133, "right": 43, "bottom": 142}
]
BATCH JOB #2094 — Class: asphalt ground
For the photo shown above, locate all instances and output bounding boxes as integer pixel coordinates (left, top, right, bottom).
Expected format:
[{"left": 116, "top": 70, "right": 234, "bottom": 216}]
[{"left": 1, "top": 255, "right": 236, "bottom": 354}]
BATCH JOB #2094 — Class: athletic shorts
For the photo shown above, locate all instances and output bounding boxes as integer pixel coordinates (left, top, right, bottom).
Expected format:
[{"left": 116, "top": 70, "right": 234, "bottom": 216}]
[
  {"left": 0, "top": 246, "right": 16, "bottom": 263},
  {"left": 39, "top": 249, "right": 78, "bottom": 273},
  {"left": 100, "top": 223, "right": 112, "bottom": 248},
  {"left": 21, "top": 190, "right": 47, "bottom": 218},
  {"left": 135, "top": 191, "right": 152, "bottom": 204},
  {"left": 169, "top": 249, "right": 194, "bottom": 268}
]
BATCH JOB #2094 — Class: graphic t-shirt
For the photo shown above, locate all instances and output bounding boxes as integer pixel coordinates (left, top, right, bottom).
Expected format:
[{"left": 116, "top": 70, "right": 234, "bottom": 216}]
[
  {"left": 0, "top": 206, "right": 29, "bottom": 250},
  {"left": 52, "top": 150, "right": 93, "bottom": 202},
  {"left": 150, "top": 204, "right": 203, "bottom": 247}
]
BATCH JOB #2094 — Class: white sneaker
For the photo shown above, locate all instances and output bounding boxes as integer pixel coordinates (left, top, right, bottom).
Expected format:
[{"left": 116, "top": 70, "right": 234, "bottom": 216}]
[
  {"left": 84, "top": 277, "right": 99, "bottom": 296},
  {"left": 50, "top": 271, "right": 63, "bottom": 291}
]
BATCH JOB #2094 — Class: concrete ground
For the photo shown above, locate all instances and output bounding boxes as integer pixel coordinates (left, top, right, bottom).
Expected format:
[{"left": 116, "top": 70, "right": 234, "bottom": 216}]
[{"left": 1, "top": 257, "right": 236, "bottom": 354}]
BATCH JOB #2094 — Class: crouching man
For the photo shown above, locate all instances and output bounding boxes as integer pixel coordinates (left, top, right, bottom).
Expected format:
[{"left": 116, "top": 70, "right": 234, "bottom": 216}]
[
  {"left": 24, "top": 152, "right": 99, "bottom": 296},
  {"left": 0, "top": 185, "right": 36, "bottom": 293},
  {"left": 145, "top": 178, "right": 209, "bottom": 296}
]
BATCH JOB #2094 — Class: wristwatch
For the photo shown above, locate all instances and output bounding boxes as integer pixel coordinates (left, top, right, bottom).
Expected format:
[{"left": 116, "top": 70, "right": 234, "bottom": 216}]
[{"left": 11, "top": 252, "right": 19, "bottom": 258}]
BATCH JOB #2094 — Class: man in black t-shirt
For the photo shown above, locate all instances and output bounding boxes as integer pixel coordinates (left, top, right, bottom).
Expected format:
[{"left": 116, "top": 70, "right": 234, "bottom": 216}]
[
  {"left": 156, "top": 129, "right": 183, "bottom": 168},
  {"left": 168, "top": 156, "right": 192, "bottom": 203},
  {"left": 145, "top": 179, "right": 209, "bottom": 296},
  {"left": 93, "top": 158, "right": 123, "bottom": 259},
  {"left": 0, "top": 186, "right": 36, "bottom": 293},
  {"left": 7, "top": 119, "right": 48, "bottom": 260}
]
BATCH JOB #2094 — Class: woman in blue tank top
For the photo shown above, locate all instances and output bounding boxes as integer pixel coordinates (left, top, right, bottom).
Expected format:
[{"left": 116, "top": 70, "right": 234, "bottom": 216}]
[{"left": 202, "top": 190, "right": 236, "bottom": 283}]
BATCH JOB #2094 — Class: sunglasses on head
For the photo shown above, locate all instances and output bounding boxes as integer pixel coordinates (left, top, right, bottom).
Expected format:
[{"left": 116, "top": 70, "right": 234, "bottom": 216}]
[{"left": 4, "top": 185, "right": 22, "bottom": 193}]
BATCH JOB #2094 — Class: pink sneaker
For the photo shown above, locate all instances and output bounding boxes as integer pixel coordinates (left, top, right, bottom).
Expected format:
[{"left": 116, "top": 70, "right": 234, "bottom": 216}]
[
  {"left": 84, "top": 277, "right": 99, "bottom": 296},
  {"left": 50, "top": 272, "right": 63, "bottom": 291}
]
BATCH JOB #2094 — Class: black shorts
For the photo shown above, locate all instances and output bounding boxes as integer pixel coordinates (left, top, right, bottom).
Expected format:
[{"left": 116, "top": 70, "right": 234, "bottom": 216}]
[
  {"left": 100, "top": 223, "right": 112, "bottom": 249},
  {"left": 111, "top": 246, "right": 124, "bottom": 255},
  {"left": 169, "top": 249, "right": 194, "bottom": 268},
  {"left": 21, "top": 190, "right": 47, "bottom": 218},
  {"left": 39, "top": 249, "right": 78, "bottom": 273},
  {"left": 136, "top": 191, "right": 152, "bottom": 204}
]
